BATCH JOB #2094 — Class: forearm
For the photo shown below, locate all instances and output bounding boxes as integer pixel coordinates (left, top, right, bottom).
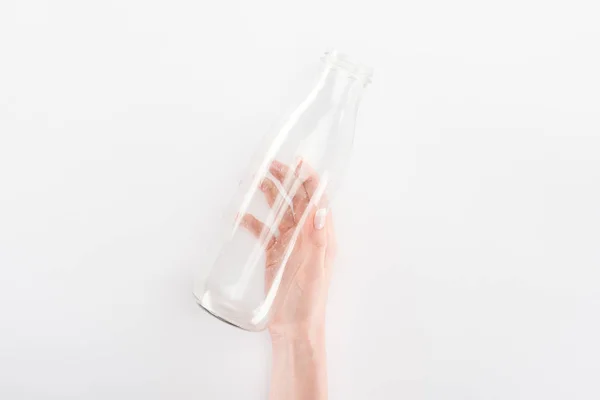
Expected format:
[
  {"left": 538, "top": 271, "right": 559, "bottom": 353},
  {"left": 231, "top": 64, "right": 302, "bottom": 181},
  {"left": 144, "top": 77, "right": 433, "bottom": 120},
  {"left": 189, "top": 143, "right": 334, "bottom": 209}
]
[{"left": 270, "top": 329, "right": 327, "bottom": 400}]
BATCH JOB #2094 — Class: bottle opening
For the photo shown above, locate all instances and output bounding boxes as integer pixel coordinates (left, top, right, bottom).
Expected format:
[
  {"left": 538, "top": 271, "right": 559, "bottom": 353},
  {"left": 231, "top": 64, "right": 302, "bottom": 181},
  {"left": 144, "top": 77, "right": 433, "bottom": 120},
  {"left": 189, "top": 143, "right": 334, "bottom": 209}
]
[{"left": 322, "top": 50, "right": 373, "bottom": 84}]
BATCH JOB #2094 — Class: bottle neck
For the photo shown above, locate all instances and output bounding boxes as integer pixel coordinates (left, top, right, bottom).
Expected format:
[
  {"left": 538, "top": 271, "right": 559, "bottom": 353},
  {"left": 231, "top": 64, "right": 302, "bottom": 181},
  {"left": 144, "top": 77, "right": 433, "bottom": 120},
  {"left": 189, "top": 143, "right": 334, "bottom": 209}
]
[
  {"left": 315, "top": 65, "right": 366, "bottom": 115},
  {"left": 315, "top": 51, "right": 371, "bottom": 113},
  {"left": 322, "top": 50, "right": 373, "bottom": 85}
]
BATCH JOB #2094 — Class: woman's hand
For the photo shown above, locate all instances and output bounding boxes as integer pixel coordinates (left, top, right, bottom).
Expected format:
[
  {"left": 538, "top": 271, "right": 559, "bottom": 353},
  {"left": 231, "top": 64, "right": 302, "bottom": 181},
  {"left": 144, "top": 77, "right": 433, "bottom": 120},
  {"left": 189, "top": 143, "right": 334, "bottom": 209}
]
[
  {"left": 241, "top": 159, "right": 335, "bottom": 400},
  {"left": 241, "top": 159, "right": 336, "bottom": 336}
]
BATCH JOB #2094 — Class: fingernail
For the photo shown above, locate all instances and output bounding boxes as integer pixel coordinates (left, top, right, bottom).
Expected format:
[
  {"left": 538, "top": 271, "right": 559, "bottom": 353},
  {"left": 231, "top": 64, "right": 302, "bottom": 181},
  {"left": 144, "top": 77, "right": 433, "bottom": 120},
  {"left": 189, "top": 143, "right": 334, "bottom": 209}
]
[{"left": 314, "top": 208, "right": 327, "bottom": 230}]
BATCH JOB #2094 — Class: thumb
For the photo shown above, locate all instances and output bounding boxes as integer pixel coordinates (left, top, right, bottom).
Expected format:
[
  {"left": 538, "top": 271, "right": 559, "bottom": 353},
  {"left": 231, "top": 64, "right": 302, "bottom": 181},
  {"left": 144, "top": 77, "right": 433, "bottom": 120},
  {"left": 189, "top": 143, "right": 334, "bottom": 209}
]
[{"left": 314, "top": 208, "right": 328, "bottom": 230}]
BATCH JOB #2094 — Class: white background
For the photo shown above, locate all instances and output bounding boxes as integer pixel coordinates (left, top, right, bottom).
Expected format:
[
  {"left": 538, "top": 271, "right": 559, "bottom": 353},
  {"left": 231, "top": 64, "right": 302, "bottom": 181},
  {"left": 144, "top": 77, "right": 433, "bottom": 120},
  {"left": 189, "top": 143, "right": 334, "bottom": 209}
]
[{"left": 1, "top": 1, "right": 599, "bottom": 399}]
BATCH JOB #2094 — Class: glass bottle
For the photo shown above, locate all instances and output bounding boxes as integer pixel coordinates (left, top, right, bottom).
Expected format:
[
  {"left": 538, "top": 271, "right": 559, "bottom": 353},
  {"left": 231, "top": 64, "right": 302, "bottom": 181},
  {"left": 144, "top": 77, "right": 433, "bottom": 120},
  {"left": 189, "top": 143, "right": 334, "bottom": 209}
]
[{"left": 194, "top": 50, "right": 372, "bottom": 331}]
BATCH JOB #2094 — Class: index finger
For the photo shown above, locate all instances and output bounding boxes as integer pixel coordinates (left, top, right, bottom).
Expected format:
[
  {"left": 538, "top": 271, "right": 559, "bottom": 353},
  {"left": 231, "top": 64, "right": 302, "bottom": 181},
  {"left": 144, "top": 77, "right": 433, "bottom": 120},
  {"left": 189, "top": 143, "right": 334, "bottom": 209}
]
[
  {"left": 298, "top": 161, "right": 326, "bottom": 206},
  {"left": 269, "top": 160, "right": 293, "bottom": 184}
]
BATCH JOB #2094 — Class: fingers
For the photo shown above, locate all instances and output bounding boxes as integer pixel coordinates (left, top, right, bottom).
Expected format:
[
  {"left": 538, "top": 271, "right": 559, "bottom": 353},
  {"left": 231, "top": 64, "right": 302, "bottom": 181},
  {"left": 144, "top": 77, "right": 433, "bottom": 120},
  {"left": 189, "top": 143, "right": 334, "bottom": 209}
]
[
  {"left": 265, "top": 160, "right": 301, "bottom": 231},
  {"left": 240, "top": 213, "right": 277, "bottom": 250},
  {"left": 298, "top": 161, "right": 322, "bottom": 203},
  {"left": 264, "top": 159, "right": 327, "bottom": 232},
  {"left": 269, "top": 160, "right": 293, "bottom": 184},
  {"left": 268, "top": 158, "right": 316, "bottom": 200},
  {"left": 259, "top": 178, "right": 278, "bottom": 207},
  {"left": 297, "top": 161, "right": 329, "bottom": 247},
  {"left": 240, "top": 213, "right": 265, "bottom": 238},
  {"left": 292, "top": 160, "right": 326, "bottom": 218}
]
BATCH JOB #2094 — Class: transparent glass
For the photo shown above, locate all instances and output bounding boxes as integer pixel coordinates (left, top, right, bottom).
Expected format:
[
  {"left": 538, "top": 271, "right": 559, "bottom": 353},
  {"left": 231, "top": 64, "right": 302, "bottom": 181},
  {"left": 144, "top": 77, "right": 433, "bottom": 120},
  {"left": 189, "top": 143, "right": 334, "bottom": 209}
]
[{"left": 194, "top": 50, "right": 372, "bottom": 331}]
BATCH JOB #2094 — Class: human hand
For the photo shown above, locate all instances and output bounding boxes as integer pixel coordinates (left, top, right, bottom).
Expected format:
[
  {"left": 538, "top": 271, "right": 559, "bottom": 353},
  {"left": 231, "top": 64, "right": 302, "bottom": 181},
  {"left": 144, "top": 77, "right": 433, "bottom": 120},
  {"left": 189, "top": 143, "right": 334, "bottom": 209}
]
[{"left": 241, "top": 159, "right": 337, "bottom": 338}]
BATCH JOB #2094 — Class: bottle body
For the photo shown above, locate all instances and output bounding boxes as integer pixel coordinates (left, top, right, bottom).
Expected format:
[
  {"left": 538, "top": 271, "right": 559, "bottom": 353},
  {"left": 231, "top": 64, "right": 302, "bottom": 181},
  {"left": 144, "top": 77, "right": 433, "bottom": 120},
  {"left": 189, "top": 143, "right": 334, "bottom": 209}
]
[{"left": 194, "top": 51, "right": 372, "bottom": 331}]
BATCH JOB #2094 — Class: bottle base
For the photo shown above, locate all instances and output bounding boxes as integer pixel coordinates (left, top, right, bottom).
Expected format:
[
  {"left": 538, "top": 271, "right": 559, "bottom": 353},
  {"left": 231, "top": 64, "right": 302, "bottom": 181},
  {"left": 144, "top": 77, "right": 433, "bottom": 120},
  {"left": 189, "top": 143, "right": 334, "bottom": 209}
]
[
  {"left": 196, "top": 301, "right": 250, "bottom": 331},
  {"left": 194, "top": 290, "right": 268, "bottom": 332}
]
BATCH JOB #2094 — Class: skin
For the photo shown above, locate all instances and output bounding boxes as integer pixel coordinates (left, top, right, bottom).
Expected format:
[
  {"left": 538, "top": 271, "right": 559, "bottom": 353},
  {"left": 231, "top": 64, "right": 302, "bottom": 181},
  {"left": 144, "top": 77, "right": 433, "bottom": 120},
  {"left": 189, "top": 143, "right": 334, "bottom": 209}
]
[{"left": 241, "top": 160, "right": 336, "bottom": 400}]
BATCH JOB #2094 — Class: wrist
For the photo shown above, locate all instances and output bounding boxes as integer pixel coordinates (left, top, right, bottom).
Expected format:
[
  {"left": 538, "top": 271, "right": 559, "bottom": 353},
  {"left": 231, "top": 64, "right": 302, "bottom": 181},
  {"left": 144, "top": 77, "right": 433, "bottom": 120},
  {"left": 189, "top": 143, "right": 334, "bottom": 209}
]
[
  {"left": 270, "top": 320, "right": 325, "bottom": 341},
  {"left": 270, "top": 325, "right": 326, "bottom": 353}
]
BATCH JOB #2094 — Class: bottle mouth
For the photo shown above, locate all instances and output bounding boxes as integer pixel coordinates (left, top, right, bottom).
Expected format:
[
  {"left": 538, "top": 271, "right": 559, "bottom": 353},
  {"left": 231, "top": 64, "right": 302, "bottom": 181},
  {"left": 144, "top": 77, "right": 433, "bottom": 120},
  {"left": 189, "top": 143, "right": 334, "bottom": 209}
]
[{"left": 322, "top": 49, "right": 373, "bottom": 84}]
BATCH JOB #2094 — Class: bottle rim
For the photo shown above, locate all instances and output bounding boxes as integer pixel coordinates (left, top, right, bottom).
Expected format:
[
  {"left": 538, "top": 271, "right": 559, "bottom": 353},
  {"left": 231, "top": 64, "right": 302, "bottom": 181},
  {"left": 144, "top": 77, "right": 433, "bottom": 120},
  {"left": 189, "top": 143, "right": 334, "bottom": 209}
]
[{"left": 322, "top": 49, "right": 373, "bottom": 84}]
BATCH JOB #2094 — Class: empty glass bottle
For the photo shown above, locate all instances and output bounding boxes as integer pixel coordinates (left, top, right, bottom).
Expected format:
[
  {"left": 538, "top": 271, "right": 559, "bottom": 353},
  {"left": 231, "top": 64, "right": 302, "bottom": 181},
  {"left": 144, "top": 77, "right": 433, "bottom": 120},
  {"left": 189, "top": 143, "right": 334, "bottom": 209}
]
[{"left": 194, "top": 50, "right": 372, "bottom": 331}]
